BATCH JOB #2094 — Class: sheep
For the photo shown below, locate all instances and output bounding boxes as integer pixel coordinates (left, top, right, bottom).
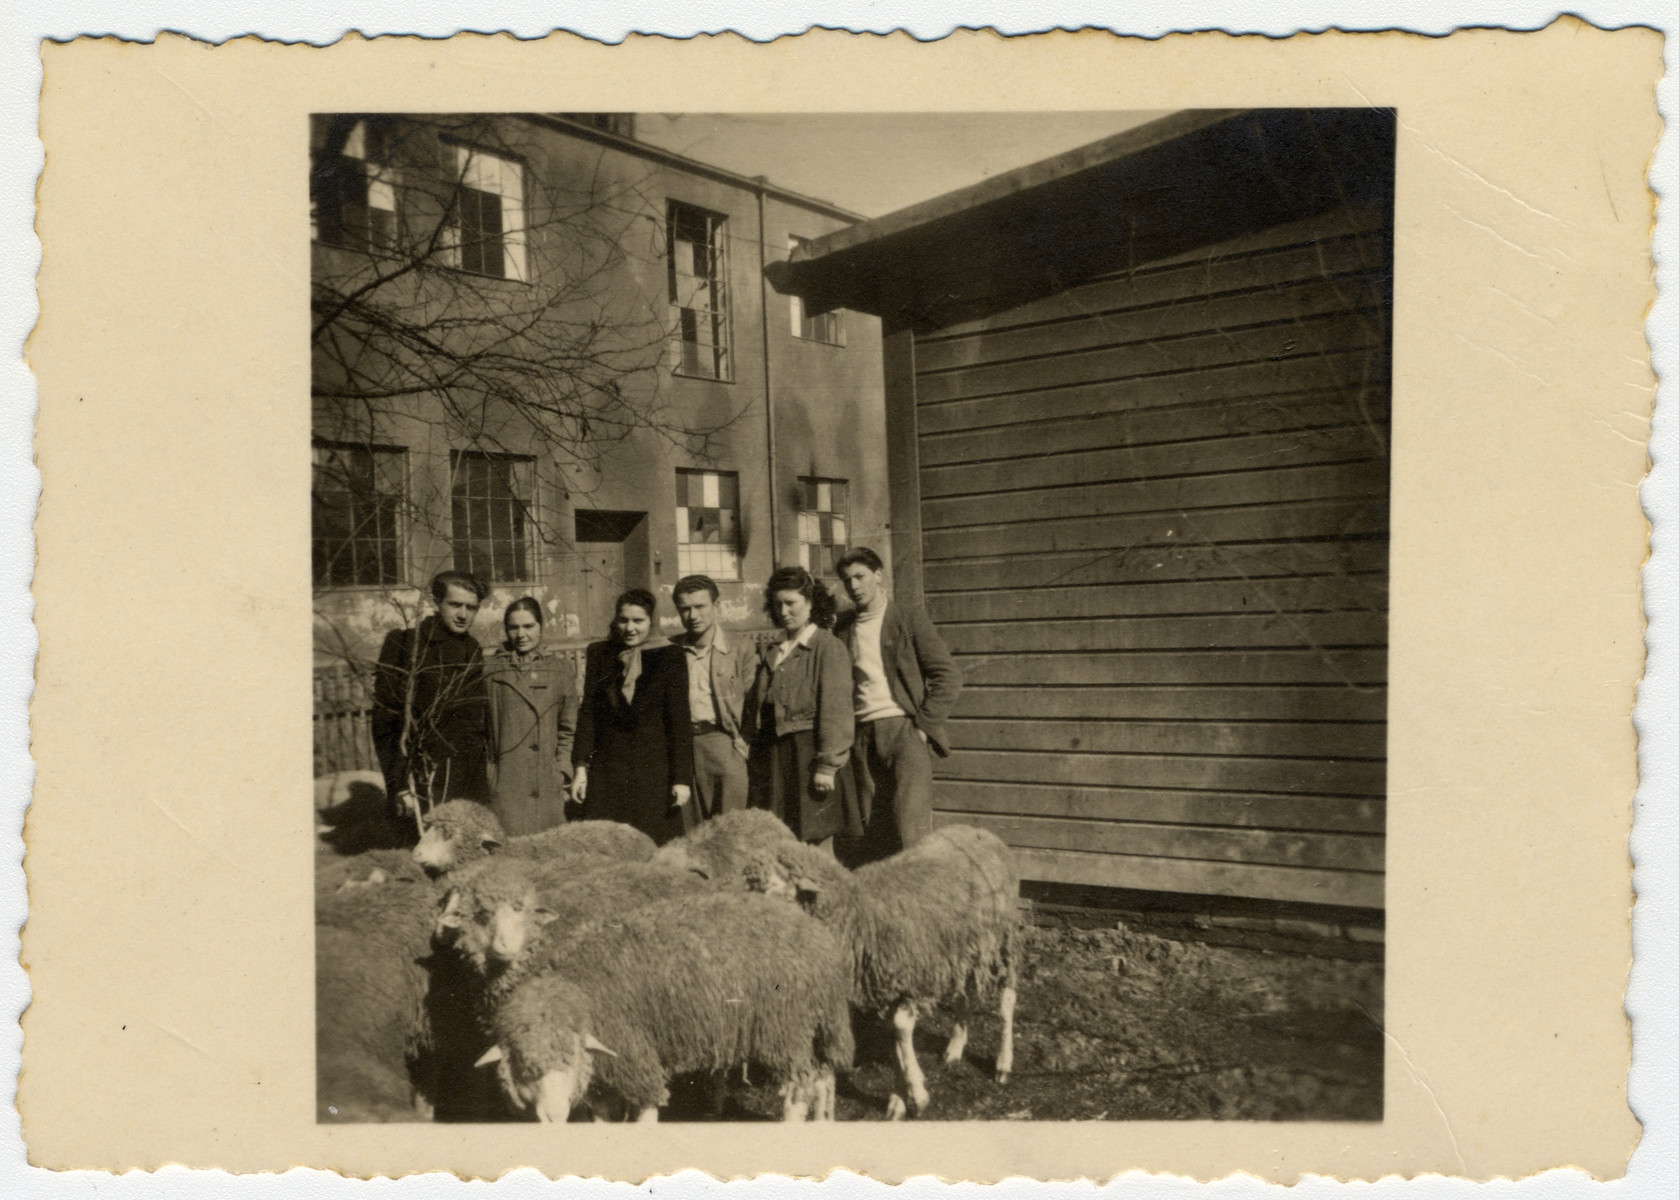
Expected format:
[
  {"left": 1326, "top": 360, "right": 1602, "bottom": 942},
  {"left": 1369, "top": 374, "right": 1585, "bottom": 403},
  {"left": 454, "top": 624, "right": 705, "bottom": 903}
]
[
  {"left": 744, "top": 823, "right": 1021, "bottom": 1119},
  {"left": 316, "top": 867, "right": 517, "bottom": 1123},
  {"left": 436, "top": 857, "right": 713, "bottom": 990},
  {"left": 651, "top": 808, "right": 799, "bottom": 887},
  {"left": 476, "top": 890, "right": 854, "bottom": 1123},
  {"left": 316, "top": 846, "right": 429, "bottom": 901},
  {"left": 412, "top": 800, "right": 656, "bottom": 877},
  {"left": 314, "top": 872, "right": 441, "bottom": 1122}
]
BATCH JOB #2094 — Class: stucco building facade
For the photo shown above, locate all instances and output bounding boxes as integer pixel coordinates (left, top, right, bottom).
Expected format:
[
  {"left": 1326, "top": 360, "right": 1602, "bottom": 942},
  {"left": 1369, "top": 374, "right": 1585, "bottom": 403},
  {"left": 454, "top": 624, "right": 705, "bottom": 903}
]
[{"left": 310, "top": 113, "right": 887, "bottom": 666}]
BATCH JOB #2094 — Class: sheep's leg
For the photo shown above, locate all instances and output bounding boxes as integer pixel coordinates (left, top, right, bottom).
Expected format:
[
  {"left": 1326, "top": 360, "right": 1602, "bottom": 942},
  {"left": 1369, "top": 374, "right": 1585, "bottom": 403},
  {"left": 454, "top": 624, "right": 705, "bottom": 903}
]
[
  {"left": 636, "top": 1104, "right": 660, "bottom": 1123},
  {"left": 779, "top": 1079, "right": 810, "bottom": 1122},
  {"left": 789, "top": 1067, "right": 837, "bottom": 1122},
  {"left": 816, "top": 1067, "right": 837, "bottom": 1121},
  {"left": 943, "top": 993, "right": 971, "bottom": 1066},
  {"left": 994, "top": 983, "right": 1017, "bottom": 1085},
  {"left": 707, "top": 1070, "right": 730, "bottom": 1119},
  {"left": 890, "top": 1004, "right": 931, "bottom": 1117}
]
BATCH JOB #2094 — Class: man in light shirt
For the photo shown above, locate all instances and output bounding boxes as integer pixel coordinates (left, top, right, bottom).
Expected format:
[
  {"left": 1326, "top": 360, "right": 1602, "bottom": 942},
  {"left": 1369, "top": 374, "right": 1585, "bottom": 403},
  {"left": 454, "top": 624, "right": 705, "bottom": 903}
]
[
  {"left": 834, "top": 547, "right": 962, "bottom": 859},
  {"left": 672, "top": 574, "right": 755, "bottom": 824}
]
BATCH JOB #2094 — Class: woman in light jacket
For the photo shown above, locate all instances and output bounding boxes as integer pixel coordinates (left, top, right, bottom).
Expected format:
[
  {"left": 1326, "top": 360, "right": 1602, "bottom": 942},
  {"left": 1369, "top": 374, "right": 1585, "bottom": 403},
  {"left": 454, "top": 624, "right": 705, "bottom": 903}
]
[
  {"left": 744, "top": 566, "right": 857, "bottom": 848},
  {"left": 485, "top": 597, "right": 578, "bottom": 837}
]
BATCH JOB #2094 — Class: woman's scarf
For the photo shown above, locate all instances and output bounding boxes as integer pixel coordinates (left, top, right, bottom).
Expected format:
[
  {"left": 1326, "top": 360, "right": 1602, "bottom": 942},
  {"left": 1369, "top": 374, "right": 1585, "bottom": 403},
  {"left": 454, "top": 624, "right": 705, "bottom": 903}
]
[{"left": 617, "top": 643, "right": 644, "bottom": 703}]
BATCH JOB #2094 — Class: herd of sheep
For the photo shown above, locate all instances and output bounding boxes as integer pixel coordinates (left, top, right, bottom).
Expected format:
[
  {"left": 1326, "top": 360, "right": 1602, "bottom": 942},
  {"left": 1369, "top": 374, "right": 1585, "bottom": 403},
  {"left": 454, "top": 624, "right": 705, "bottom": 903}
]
[{"left": 316, "top": 798, "right": 1022, "bottom": 1124}]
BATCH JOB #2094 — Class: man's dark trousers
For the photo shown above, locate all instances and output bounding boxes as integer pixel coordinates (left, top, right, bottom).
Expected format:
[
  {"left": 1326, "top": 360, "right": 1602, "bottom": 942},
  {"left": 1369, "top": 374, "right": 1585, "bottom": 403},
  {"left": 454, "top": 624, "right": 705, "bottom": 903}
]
[{"left": 850, "top": 713, "right": 933, "bottom": 859}]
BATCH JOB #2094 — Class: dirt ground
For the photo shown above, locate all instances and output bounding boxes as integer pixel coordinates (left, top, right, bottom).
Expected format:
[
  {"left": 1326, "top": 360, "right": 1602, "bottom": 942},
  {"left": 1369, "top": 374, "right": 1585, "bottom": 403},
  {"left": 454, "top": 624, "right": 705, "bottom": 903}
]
[{"left": 702, "top": 919, "right": 1383, "bottom": 1123}]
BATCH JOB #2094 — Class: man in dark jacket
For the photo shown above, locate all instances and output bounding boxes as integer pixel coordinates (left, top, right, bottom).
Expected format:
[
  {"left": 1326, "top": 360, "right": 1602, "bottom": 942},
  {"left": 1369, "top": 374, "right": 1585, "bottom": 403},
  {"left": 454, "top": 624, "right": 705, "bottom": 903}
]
[
  {"left": 371, "top": 570, "right": 492, "bottom": 819},
  {"left": 834, "top": 547, "right": 962, "bottom": 858}
]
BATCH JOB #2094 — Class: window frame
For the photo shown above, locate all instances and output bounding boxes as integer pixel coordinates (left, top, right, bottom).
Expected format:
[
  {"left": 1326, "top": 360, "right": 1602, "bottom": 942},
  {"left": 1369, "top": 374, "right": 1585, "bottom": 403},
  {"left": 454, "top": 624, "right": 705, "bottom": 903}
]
[
  {"left": 312, "top": 118, "right": 403, "bottom": 257},
  {"left": 674, "top": 467, "right": 744, "bottom": 582},
  {"left": 795, "top": 475, "right": 850, "bottom": 580},
  {"left": 787, "top": 237, "right": 845, "bottom": 346},
  {"left": 449, "top": 449, "right": 538, "bottom": 586},
  {"left": 311, "top": 441, "right": 409, "bottom": 591},
  {"left": 437, "top": 141, "right": 530, "bottom": 284},
  {"left": 667, "top": 201, "right": 733, "bottom": 381}
]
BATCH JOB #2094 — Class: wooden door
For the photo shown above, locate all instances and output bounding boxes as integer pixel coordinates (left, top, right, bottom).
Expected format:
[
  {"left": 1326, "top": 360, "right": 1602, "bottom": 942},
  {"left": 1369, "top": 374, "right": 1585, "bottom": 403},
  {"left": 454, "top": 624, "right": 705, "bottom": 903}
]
[
  {"left": 573, "top": 510, "right": 648, "bottom": 642},
  {"left": 575, "top": 542, "right": 624, "bottom": 643}
]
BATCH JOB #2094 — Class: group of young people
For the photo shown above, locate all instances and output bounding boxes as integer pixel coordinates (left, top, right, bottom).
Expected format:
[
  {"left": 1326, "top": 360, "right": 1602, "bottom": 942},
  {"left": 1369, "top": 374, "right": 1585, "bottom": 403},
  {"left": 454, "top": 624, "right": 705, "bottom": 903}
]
[{"left": 368, "top": 548, "right": 962, "bottom": 862}]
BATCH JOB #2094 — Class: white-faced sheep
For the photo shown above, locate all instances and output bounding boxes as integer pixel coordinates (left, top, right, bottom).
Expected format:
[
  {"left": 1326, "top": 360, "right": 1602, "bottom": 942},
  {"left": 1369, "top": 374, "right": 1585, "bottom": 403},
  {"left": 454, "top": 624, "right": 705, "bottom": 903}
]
[
  {"left": 412, "top": 800, "right": 656, "bottom": 878},
  {"left": 746, "top": 823, "right": 1021, "bottom": 1119},
  {"left": 436, "top": 855, "right": 711, "bottom": 992},
  {"left": 477, "top": 890, "right": 853, "bottom": 1123},
  {"left": 314, "top": 872, "right": 441, "bottom": 1122},
  {"left": 651, "top": 808, "right": 798, "bottom": 886}
]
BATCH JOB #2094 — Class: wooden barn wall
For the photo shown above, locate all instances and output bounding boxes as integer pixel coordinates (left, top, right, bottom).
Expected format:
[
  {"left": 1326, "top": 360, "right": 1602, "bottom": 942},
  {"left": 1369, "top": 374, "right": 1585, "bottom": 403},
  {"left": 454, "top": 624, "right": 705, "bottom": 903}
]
[{"left": 909, "top": 204, "right": 1391, "bottom": 909}]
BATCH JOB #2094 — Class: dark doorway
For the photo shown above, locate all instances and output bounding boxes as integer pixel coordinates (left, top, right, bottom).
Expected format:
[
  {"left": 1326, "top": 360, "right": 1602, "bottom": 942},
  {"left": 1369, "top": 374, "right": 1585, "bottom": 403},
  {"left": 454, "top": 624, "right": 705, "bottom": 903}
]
[{"left": 573, "top": 510, "right": 649, "bottom": 640}]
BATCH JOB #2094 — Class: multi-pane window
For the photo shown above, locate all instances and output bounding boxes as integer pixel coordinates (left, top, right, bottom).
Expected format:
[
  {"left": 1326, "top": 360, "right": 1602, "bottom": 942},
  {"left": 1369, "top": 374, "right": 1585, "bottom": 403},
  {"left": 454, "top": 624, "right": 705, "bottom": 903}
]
[
  {"left": 451, "top": 451, "right": 534, "bottom": 583},
  {"left": 312, "top": 443, "right": 405, "bottom": 588},
  {"left": 443, "top": 145, "right": 528, "bottom": 281},
  {"left": 313, "top": 118, "right": 400, "bottom": 253},
  {"left": 788, "top": 237, "right": 843, "bottom": 345},
  {"left": 668, "top": 203, "right": 731, "bottom": 380},
  {"left": 797, "top": 477, "right": 849, "bottom": 578},
  {"left": 675, "top": 469, "right": 742, "bottom": 580}
]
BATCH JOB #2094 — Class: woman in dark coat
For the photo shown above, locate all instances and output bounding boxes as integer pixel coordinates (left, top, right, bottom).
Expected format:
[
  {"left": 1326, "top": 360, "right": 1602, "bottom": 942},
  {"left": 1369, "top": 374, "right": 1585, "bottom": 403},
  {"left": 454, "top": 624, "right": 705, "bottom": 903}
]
[
  {"left": 570, "top": 589, "right": 695, "bottom": 846},
  {"left": 485, "top": 597, "right": 579, "bottom": 838},
  {"left": 743, "top": 566, "right": 857, "bottom": 848}
]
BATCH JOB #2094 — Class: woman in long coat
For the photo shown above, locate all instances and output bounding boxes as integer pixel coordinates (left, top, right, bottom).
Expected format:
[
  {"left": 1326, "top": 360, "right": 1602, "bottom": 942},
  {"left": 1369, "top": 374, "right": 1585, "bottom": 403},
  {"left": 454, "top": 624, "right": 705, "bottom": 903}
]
[
  {"left": 570, "top": 589, "right": 695, "bottom": 846},
  {"left": 744, "top": 566, "right": 857, "bottom": 848},
  {"left": 485, "top": 597, "right": 579, "bottom": 837}
]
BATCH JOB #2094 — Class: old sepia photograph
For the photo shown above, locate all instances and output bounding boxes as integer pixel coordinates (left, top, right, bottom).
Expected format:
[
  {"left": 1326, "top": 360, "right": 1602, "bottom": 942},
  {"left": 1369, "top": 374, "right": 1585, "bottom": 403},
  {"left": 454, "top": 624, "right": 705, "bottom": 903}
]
[{"left": 309, "top": 108, "right": 1393, "bottom": 1126}]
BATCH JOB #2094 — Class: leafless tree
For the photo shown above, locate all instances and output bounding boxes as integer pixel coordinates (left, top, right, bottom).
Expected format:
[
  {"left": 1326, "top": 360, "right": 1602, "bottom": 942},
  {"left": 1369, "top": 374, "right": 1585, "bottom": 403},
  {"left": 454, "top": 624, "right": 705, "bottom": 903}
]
[{"left": 310, "top": 114, "right": 743, "bottom": 776}]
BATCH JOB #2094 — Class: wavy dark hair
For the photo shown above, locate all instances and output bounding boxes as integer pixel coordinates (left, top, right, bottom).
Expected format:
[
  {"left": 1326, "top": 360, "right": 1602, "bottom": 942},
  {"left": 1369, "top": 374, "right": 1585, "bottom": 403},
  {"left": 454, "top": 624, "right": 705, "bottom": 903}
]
[
  {"left": 430, "top": 569, "right": 488, "bottom": 603},
  {"left": 609, "top": 588, "right": 659, "bottom": 640},
  {"left": 503, "top": 595, "right": 544, "bottom": 627},
  {"left": 763, "top": 565, "right": 837, "bottom": 631}
]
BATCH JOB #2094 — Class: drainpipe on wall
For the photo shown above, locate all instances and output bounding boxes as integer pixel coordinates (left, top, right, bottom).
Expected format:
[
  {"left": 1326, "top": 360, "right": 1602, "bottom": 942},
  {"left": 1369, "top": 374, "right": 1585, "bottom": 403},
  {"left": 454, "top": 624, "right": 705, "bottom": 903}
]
[{"left": 753, "top": 179, "right": 781, "bottom": 570}]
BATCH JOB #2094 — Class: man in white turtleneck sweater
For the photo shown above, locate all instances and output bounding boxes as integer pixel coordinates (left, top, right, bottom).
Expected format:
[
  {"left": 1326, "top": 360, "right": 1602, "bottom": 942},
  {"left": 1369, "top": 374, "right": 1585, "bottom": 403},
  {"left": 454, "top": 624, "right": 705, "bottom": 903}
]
[{"left": 834, "top": 547, "right": 962, "bottom": 860}]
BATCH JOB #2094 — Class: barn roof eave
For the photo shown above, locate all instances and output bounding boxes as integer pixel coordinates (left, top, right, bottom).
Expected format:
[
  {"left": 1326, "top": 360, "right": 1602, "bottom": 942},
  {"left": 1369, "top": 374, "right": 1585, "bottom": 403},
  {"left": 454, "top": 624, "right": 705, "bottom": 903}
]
[
  {"left": 763, "top": 108, "right": 1249, "bottom": 318},
  {"left": 767, "top": 107, "right": 1395, "bottom": 330}
]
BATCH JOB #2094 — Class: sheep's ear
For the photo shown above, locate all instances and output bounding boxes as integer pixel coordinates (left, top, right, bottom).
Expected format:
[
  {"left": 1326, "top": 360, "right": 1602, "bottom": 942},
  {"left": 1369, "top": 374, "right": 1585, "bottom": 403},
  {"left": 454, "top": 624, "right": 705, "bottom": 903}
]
[
  {"left": 582, "top": 1034, "right": 618, "bottom": 1059},
  {"left": 480, "top": 834, "right": 505, "bottom": 853},
  {"left": 474, "top": 1045, "right": 504, "bottom": 1068},
  {"left": 530, "top": 906, "right": 559, "bottom": 928},
  {"left": 436, "top": 890, "right": 464, "bottom": 929},
  {"left": 667, "top": 848, "right": 710, "bottom": 879}
]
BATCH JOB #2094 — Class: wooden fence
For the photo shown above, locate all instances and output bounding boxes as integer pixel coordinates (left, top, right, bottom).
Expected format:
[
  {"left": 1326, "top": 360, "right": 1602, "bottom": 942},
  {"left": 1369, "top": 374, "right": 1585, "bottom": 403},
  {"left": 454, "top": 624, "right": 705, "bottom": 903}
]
[{"left": 314, "top": 633, "right": 781, "bottom": 779}]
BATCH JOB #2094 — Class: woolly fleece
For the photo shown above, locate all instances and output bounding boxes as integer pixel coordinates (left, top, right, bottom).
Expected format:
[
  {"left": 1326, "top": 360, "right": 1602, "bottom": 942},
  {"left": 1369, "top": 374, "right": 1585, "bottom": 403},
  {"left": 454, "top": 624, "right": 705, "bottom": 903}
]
[
  {"left": 755, "top": 823, "right": 1021, "bottom": 1018},
  {"left": 488, "top": 891, "right": 854, "bottom": 1116}
]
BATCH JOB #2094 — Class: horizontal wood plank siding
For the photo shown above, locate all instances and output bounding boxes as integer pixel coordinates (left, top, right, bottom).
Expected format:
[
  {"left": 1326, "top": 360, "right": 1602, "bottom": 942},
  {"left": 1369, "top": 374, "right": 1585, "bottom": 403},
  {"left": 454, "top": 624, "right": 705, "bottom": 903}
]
[
  {"left": 1001, "top": 843, "right": 1385, "bottom": 909},
  {"left": 937, "top": 780, "right": 1385, "bottom": 834},
  {"left": 917, "top": 205, "right": 1390, "bottom": 909}
]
